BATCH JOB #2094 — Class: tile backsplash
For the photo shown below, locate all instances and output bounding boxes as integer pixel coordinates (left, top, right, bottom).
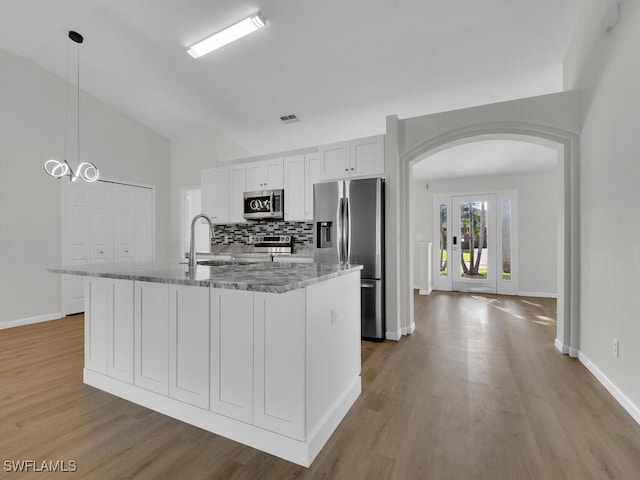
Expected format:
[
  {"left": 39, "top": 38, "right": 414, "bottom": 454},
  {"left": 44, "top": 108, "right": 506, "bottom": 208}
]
[{"left": 211, "top": 221, "right": 314, "bottom": 249}]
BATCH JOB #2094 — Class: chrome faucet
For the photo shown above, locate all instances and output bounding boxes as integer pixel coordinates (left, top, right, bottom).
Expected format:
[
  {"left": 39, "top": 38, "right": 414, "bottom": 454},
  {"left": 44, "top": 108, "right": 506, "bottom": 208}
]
[{"left": 189, "top": 214, "right": 215, "bottom": 267}]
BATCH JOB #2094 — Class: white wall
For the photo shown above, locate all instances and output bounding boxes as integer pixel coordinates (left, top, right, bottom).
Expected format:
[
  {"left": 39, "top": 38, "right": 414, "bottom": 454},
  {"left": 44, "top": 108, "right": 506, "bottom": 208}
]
[
  {"left": 169, "top": 131, "right": 251, "bottom": 256},
  {"left": 412, "top": 169, "right": 558, "bottom": 296},
  {"left": 0, "top": 48, "right": 171, "bottom": 327},
  {"left": 565, "top": 0, "right": 640, "bottom": 419}
]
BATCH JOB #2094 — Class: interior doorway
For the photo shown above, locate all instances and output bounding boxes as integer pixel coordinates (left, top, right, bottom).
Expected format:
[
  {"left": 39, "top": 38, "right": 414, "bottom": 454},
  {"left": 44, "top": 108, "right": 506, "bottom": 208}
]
[{"left": 411, "top": 136, "right": 560, "bottom": 313}]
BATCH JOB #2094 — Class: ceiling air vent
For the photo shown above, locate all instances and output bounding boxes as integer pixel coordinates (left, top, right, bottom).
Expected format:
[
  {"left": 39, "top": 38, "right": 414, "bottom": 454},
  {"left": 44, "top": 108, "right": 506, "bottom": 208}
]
[{"left": 280, "top": 114, "right": 299, "bottom": 124}]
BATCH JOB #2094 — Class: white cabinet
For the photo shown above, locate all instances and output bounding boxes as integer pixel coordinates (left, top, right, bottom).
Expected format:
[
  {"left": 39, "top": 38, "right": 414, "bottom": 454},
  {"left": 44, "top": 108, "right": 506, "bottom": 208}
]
[
  {"left": 253, "top": 289, "right": 306, "bottom": 440},
  {"left": 84, "top": 277, "right": 134, "bottom": 384},
  {"left": 108, "top": 279, "right": 135, "bottom": 384},
  {"left": 284, "top": 154, "right": 320, "bottom": 222},
  {"left": 229, "top": 164, "right": 247, "bottom": 223},
  {"left": 246, "top": 159, "right": 284, "bottom": 191},
  {"left": 134, "top": 281, "right": 169, "bottom": 395},
  {"left": 169, "top": 285, "right": 210, "bottom": 409},
  {"left": 318, "top": 134, "right": 384, "bottom": 181},
  {"left": 210, "top": 289, "right": 254, "bottom": 423},
  {"left": 283, "top": 155, "right": 305, "bottom": 221},
  {"left": 201, "top": 167, "right": 229, "bottom": 224},
  {"left": 304, "top": 154, "right": 320, "bottom": 221},
  {"left": 84, "top": 277, "right": 109, "bottom": 375}
]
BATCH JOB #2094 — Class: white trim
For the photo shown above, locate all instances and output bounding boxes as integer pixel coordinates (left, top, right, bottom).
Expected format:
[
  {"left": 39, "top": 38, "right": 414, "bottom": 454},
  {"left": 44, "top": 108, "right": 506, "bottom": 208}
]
[
  {"left": 84, "top": 369, "right": 360, "bottom": 467},
  {"left": 578, "top": 352, "right": 640, "bottom": 426},
  {"left": 0, "top": 312, "right": 63, "bottom": 330},
  {"left": 386, "top": 329, "right": 402, "bottom": 341},
  {"left": 518, "top": 291, "right": 558, "bottom": 298},
  {"left": 554, "top": 338, "right": 570, "bottom": 354},
  {"left": 418, "top": 288, "right": 432, "bottom": 295},
  {"left": 405, "top": 322, "right": 416, "bottom": 335}
]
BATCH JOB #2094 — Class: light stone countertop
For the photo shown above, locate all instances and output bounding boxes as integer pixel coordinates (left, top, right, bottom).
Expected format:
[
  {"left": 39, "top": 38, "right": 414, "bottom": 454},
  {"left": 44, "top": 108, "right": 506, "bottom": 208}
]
[{"left": 48, "top": 260, "right": 361, "bottom": 294}]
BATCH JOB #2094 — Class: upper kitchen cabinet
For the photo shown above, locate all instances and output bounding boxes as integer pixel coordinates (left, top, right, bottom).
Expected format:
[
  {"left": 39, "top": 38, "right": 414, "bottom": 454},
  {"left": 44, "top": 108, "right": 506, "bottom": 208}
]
[
  {"left": 318, "top": 134, "right": 384, "bottom": 181},
  {"left": 229, "top": 164, "right": 247, "bottom": 223},
  {"left": 246, "top": 159, "right": 283, "bottom": 191},
  {"left": 284, "top": 154, "right": 320, "bottom": 222},
  {"left": 201, "top": 167, "right": 229, "bottom": 224}
]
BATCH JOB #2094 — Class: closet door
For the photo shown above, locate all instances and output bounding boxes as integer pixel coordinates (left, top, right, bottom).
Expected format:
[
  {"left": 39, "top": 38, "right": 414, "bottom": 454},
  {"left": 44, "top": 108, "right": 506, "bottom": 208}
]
[{"left": 114, "top": 185, "right": 134, "bottom": 264}]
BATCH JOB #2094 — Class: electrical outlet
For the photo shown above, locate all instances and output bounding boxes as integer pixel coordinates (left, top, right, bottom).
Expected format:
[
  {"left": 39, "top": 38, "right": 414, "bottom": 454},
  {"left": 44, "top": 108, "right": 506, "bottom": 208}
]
[{"left": 612, "top": 338, "right": 619, "bottom": 357}]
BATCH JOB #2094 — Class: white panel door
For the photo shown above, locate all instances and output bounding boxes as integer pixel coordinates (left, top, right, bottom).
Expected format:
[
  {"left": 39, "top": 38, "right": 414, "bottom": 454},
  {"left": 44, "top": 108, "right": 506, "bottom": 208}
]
[
  {"left": 284, "top": 155, "right": 305, "bottom": 221},
  {"left": 134, "top": 281, "right": 169, "bottom": 395},
  {"left": 114, "top": 185, "right": 134, "bottom": 263},
  {"left": 134, "top": 187, "right": 153, "bottom": 262},
  {"left": 304, "top": 154, "right": 320, "bottom": 221},
  {"left": 62, "top": 181, "right": 90, "bottom": 315},
  {"left": 90, "top": 181, "right": 114, "bottom": 264},
  {"left": 253, "top": 289, "right": 306, "bottom": 440},
  {"left": 210, "top": 289, "right": 254, "bottom": 422},
  {"left": 84, "top": 277, "right": 108, "bottom": 374},
  {"left": 107, "top": 278, "right": 134, "bottom": 383},
  {"left": 169, "top": 285, "right": 210, "bottom": 409}
]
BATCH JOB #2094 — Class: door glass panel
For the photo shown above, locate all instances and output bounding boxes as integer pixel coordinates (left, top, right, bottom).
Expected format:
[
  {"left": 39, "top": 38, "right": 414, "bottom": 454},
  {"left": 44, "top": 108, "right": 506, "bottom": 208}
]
[
  {"left": 501, "top": 199, "right": 512, "bottom": 281},
  {"left": 439, "top": 203, "right": 448, "bottom": 277},
  {"left": 459, "top": 201, "right": 488, "bottom": 280}
]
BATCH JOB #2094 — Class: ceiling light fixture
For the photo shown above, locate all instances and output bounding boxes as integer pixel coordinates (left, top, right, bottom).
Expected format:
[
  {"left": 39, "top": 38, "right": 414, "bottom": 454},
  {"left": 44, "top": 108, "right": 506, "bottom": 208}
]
[
  {"left": 44, "top": 31, "right": 99, "bottom": 183},
  {"left": 187, "top": 13, "right": 267, "bottom": 58}
]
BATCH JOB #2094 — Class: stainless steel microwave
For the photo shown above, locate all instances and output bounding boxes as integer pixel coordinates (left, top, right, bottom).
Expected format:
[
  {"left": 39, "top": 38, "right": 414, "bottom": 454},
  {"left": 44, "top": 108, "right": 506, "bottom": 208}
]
[{"left": 243, "top": 189, "right": 284, "bottom": 220}]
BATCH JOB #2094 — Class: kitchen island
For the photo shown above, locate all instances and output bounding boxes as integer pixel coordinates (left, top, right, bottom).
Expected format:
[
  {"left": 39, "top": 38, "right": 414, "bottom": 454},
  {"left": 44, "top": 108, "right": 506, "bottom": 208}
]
[{"left": 48, "top": 260, "right": 362, "bottom": 467}]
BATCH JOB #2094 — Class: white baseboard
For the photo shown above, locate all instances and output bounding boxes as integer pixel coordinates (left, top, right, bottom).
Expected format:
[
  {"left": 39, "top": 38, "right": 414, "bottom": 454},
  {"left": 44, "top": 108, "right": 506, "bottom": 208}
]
[
  {"left": 401, "top": 322, "right": 416, "bottom": 335},
  {"left": 85, "top": 369, "right": 361, "bottom": 467},
  {"left": 418, "top": 288, "right": 432, "bottom": 295},
  {"left": 518, "top": 291, "right": 557, "bottom": 298},
  {"left": 385, "top": 330, "right": 402, "bottom": 341},
  {"left": 578, "top": 351, "right": 640, "bottom": 426},
  {"left": 554, "top": 338, "right": 569, "bottom": 354},
  {"left": 0, "top": 312, "right": 63, "bottom": 330}
]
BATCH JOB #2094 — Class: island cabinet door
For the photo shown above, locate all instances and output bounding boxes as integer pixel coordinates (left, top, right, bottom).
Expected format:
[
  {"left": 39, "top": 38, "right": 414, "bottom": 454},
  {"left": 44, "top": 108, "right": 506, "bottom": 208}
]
[
  {"left": 253, "top": 289, "right": 306, "bottom": 441},
  {"left": 210, "top": 289, "right": 254, "bottom": 423},
  {"left": 134, "top": 281, "right": 169, "bottom": 395},
  {"left": 107, "top": 279, "right": 134, "bottom": 384},
  {"left": 84, "top": 278, "right": 109, "bottom": 374},
  {"left": 168, "top": 285, "right": 210, "bottom": 409}
]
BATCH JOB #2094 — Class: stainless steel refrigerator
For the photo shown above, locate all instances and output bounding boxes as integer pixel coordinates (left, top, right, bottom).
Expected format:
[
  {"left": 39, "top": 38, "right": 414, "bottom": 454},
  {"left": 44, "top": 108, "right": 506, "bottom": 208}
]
[{"left": 313, "top": 178, "right": 385, "bottom": 341}]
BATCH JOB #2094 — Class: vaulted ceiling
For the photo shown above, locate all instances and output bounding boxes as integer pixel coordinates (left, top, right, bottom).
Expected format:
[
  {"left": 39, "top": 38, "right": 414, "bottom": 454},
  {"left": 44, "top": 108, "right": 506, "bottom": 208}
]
[{"left": 0, "top": 1, "right": 583, "bottom": 156}]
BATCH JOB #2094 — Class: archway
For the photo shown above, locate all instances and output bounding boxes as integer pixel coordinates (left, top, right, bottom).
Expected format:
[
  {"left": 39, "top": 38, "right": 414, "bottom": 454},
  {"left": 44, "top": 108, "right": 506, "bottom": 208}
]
[{"left": 396, "top": 121, "right": 580, "bottom": 357}]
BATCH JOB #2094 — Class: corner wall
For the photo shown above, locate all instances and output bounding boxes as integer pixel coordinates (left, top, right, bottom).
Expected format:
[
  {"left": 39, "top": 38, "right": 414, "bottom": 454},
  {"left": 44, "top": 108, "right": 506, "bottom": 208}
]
[
  {"left": 567, "top": 0, "right": 640, "bottom": 422},
  {"left": 0, "top": 48, "right": 171, "bottom": 327}
]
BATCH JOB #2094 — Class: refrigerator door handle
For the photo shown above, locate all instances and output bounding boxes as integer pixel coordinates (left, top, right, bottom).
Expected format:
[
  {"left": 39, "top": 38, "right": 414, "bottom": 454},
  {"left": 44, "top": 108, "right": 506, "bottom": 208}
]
[
  {"left": 336, "top": 197, "right": 344, "bottom": 264},
  {"left": 345, "top": 197, "right": 351, "bottom": 265}
]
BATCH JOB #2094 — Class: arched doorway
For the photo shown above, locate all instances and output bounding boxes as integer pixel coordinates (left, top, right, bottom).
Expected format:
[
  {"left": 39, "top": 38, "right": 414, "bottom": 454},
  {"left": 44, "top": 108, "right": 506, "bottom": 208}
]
[{"left": 394, "top": 119, "right": 580, "bottom": 357}]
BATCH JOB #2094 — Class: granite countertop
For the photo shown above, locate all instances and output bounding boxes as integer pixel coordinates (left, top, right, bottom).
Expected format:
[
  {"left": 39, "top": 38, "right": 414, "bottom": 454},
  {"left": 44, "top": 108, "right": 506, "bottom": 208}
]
[{"left": 48, "top": 260, "right": 361, "bottom": 294}]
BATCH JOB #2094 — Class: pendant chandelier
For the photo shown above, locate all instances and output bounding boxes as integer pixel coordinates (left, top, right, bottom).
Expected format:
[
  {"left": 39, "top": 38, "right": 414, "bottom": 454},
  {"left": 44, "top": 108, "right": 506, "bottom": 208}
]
[{"left": 44, "top": 30, "right": 99, "bottom": 183}]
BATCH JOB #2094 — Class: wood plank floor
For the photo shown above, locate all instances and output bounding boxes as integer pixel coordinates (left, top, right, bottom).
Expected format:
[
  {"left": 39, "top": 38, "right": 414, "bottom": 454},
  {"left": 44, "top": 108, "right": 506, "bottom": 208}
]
[{"left": 2, "top": 292, "right": 640, "bottom": 479}]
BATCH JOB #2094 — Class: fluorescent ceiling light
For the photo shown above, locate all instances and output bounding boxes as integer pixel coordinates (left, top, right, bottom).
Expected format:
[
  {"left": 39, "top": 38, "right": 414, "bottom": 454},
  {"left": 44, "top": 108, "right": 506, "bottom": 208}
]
[{"left": 187, "top": 13, "right": 266, "bottom": 58}]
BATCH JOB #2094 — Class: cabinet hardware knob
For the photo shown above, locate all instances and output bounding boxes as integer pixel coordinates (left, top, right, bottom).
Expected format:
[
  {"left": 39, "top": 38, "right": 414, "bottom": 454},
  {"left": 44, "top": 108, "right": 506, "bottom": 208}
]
[
  {"left": 351, "top": 167, "right": 354, "bottom": 171},
  {"left": 100, "top": 251, "right": 104, "bottom": 254},
  {"left": 345, "top": 168, "right": 348, "bottom": 172}
]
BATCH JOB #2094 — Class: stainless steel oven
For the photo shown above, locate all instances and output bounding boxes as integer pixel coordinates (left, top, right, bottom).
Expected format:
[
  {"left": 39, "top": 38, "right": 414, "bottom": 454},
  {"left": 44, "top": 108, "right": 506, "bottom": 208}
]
[{"left": 243, "top": 189, "right": 284, "bottom": 220}]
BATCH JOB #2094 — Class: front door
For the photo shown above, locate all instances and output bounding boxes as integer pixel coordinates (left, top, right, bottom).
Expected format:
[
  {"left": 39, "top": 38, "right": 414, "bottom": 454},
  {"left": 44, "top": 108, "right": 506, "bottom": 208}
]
[{"left": 452, "top": 194, "right": 497, "bottom": 293}]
